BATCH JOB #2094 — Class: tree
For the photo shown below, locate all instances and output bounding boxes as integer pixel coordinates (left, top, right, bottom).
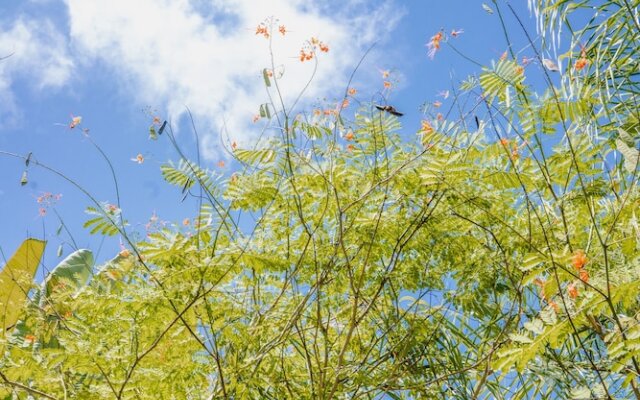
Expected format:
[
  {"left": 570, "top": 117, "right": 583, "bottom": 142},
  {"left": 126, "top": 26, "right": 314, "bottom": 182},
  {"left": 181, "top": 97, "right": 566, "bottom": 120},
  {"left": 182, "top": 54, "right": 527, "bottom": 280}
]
[{"left": 1, "top": 1, "right": 639, "bottom": 398}]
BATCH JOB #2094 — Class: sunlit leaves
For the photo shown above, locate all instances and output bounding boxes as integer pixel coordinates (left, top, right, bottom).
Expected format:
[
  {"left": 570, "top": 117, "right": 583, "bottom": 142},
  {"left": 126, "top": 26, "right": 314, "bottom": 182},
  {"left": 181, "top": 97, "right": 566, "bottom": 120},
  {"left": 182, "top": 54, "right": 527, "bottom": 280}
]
[
  {"left": 83, "top": 203, "right": 125, "bottom": 236},
  {"left": 233, "top": 147, "right": 276, "bottom": 165},
  {"left": 479, "top": 59, "right": 525, "bottom": 103},
  {"left": 616, "top": 128, "right": 640, "bottom": 173}
]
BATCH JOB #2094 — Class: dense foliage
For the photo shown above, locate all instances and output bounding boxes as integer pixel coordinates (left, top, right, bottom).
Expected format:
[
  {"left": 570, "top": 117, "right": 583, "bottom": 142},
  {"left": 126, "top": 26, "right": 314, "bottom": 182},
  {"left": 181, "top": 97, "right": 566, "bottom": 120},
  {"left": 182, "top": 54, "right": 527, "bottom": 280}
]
[{"left": 1, "top": 1, "right": 639, "bottom": 398}]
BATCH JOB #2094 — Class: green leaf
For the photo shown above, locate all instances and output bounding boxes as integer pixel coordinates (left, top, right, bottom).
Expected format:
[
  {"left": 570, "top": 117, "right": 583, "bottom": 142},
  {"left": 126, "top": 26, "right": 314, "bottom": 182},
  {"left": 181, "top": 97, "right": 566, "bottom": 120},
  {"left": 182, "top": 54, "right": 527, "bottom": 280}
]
[
  {"left": 82, "top": 205, "right": 122, "bottom": 236},
  {"left": 19, "top": 171, "right": 27, "bottom": 186},
  {"left": 234, "top": 148, "right": 276, "bottom": 165},
  {"left": 0, "top": 239, "right": 45, "bottom": 331},
  {"left": 479, "top": 59, "right": 525, "bottom": 102},
  {"left": 259, "top": 103, "right": 271, "bottom": 119},
  {"left": 617, "top": 128, "right": 639, "bottom": 173},
  {"left": 158, "top": 120, "right": 167, "bottom": 135},
  {"left": 44, "top": 249, "right": 94, "bottom": 297},
  {"left": 262, "top": 68, "right": 271, "bottom": 87},
  {"left": 149, "top": 125, "right": 158, "bottom": 140}
]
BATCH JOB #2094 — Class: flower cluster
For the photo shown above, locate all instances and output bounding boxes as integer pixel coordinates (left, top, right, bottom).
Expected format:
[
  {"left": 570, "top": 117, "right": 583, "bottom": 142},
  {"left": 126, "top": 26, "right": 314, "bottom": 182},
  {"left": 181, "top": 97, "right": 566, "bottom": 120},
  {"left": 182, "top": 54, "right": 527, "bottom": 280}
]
[
  {"left": 378, "top": 69, "right": 399, "bottom": 91},
  {"left": 105, "top": 203, "right": 120, "bottom": 215},
  {"left": 144, "top": 211, "right": 167, "bottom": 233},
  {"left": 500, "top": 138, "right": 527, "bottom": 161},
  {"left": 571, "top": 250, "right": 589, "bottom": 283},
  {"left": 255, "top": 23, "right": 270, "bottom": 38},
  {"left": 255, "top": 17, "right": 286, "bottom": 40},
  {"left": 36, "top": 192, "right": 62, "bottom": 217},
  {"left": 421, "top": 120, "right": 434, "bottom": 135},
  {"left": 300, "top": 37, "right": 329, "bottom": 62}
]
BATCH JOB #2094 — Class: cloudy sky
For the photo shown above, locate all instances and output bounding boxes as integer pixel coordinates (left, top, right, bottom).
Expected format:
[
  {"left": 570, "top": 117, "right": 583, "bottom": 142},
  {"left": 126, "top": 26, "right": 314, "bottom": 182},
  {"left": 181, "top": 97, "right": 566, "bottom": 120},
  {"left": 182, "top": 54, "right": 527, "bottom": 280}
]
[{"left": 0, "top": 0, "right": 533, "bottom": 272}]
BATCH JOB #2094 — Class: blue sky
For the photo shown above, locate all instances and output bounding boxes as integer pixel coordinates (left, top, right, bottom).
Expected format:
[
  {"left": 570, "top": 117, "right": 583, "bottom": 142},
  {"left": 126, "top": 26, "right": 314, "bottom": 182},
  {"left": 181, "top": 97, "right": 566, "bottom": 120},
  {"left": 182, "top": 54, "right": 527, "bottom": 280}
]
[{"left": 0, "top": 0, "right": 536, "bottom": 276}]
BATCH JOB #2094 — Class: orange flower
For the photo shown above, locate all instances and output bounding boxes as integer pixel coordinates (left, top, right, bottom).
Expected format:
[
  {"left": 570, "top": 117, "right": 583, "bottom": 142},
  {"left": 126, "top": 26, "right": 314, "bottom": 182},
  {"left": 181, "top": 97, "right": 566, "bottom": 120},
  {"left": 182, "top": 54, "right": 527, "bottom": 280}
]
[
  {"left": 217, "top": 160, "right": 225, "bottom": 168},
  {"left": 64, "top": 310, "right": 73, "bottom": 319},
  {"left": 344, "top": 131, "right": 354, "bottom": 141},
  {"left": 325, "top": 109, "right": 338, "bottom": 116},
  {"left": 38, "top": 207, "right": 47, "bottom": 217},
  {"left": 231, "top": 141, "right": 238, "bottom": 150},
  {"left": 278, "top": 25, "right": 286, "bottom": 35},
  {"left": 568, "top": 282, "right": 578, "bottom": 299},
  {"left": 380, "top": 70, "right": 390, "bottom": 79},
  {"left": 579, "top": 269, "right": 589, "bottom": 283},
  {"left": 299, "top": 49, "right": 313, "bottom": 62},
  {"left": 69, "top": 115, "right": 82, "bottom": 129},
  {"left": 131, "top": 153, "right": 144, "bottom": 164},
  {"left": 183, "top": 218, "right": 190, "bottom": 226},
  {"left": 516, "top": 65, "right": 524, "bottom": 75},
  {"left": 107, "top": 204, "right": 119, "bottom": 214},
  {"left": 152, "top": 116, "right": 161, "bottom": 125},
  {"left": 433, "top": 101, "right": 442, "bottom": 108},
  {"left": 348, "top": 87, "right": 357, "bottom": 96},
  {"left": 346, "top": 144, "right": 355, "bottom": 152},
  {"left": 500, "top": 51, "right": 508, "bottom": 61},
  {"left": 450, "top": 29, "right": 464, "bottom": 37},
  {"left": 383, "top": 81, "right": 392, "bottom": 89},
  {"left": 421, "top": 120, "right": 434, "bottom": 134},
  {"left": 252, "top": 114, "right": 261, "bottom": 123},
  {"left": 25, "top": 334, "right": 36, "bottom": 344},
  {"left": 500, "top": 138, "right": 509, "bottom": 146},
  {"left": 319, "top": 43, "right": 329, "bottom": 52},
  {"left": 572, "top": 250, "right": 587, "bottom": 270},
  {"left": 255, "top": 24, "right": 269, "bottom": 38},
  {"left": 575, "top": 57, "right": 588, "bottom": 71},
  {"left": 426, "top": 31, "right": 443, "bottom": 59},
  {"left": 549, "top": 300, "right": 560, "bottom": 312},
  {"left": 313, "top": 109, "right": 321, "bottom": 116},
  {"left": 341, "top": 98, "right": 349, "bottom": 108},
  {"left": 119, "top": 249, "right": 131, "bottom": 258}
]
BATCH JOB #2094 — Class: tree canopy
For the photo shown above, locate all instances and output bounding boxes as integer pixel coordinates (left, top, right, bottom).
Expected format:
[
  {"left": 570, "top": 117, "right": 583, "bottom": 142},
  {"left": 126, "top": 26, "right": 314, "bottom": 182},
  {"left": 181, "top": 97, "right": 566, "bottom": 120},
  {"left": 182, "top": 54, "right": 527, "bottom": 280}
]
[{"left": 1, "top": 1, "right": 640, "bottom": 399}]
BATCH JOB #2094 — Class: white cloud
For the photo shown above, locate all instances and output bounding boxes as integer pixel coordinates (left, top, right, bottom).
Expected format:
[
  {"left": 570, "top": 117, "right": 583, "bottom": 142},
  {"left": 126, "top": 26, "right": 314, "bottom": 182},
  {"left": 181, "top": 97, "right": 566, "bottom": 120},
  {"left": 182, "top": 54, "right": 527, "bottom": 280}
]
[
  {"left": 0, "top": 18, "right": 75, "bottom": 128},
  {"left": 64, "top": 0, "right": 402, "bottom": 159}
]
